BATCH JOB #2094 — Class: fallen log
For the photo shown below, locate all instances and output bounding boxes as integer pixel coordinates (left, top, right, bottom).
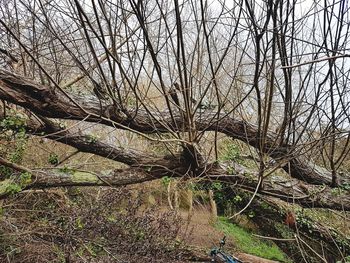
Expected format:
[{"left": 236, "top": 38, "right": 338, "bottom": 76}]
[{"left": 1, "top": 69, "right": 349, "bottom": 187}]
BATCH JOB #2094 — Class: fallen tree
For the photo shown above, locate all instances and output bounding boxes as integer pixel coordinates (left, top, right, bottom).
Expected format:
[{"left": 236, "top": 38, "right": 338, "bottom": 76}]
[
  {"left": 1, "top": 111, "right": 349, "bottom": 210},
  {"left": 1, "top": 70, "right": 349, "bottom": 187},
  {"left": 1, "top": 153, "right": 349, "bottom": 211},
  {"left": 1, "top": 1, "right": 350, "bottom": 261}
]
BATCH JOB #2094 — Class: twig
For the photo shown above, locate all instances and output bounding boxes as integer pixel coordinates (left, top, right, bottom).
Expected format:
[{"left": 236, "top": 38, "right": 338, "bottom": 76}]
[
  {"left": 252, "top": 234, "right": 295, "bottom": 242},
  {"left": 297, "top": 235, "right": 327, "bottom": 263},
  {"left": 229, "top": 174, "right": 262, "bottom": 219},
  {"left": 281, "top": 54, "right": 350, "bottom": 69},
  {"left": 0, "top": 157, "right": 32, "bottom": 173}
]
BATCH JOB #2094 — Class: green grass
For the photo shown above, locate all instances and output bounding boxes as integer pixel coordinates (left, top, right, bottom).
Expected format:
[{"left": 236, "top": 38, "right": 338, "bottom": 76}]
[{"left": 215, "top": 217, "right": 290, "bottom": 262}]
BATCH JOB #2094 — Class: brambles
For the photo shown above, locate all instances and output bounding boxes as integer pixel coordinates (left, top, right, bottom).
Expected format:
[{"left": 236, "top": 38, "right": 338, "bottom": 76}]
[{"left": 0, "top": 187, "right": 187, "bottom": 262}]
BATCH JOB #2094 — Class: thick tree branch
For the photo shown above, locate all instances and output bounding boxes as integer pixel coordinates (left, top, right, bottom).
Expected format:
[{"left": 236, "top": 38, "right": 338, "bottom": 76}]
[
  {"left": 0, "top": 69, "right": 349, "bottom": 188},
  {"left": 208, "top": 163, "right": 349, "bottom": 211},
  {"left": 0, "top": 167, "right": 157, "bottom": 199},
  {"left": 0, "top": 146, "right": 349, "bottom": 210}
]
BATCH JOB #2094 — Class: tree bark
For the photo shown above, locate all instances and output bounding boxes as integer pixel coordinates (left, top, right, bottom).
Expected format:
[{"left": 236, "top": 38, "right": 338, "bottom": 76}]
[
  {"left": 0, "top": 101, "right": 349, "bottom": 210},
  {"left": 1, "top": 158, "right": 349, "bottom": 211},
  {"left": 1, "top": 69, "right": 348, "bottom": 187}
]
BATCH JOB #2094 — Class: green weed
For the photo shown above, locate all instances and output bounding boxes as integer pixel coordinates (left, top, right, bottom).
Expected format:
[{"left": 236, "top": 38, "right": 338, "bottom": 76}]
[{"left": 215, "top": 217, "right": 290, "bottom": 262}]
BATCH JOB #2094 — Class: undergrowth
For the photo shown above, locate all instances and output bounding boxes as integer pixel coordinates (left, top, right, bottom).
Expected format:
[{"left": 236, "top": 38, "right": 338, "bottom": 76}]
[{"left": 0, "top": 187, "right": 190, "bottom": 263}]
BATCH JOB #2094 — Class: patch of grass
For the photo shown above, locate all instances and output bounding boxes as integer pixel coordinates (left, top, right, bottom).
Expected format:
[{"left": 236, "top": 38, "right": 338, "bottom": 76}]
[{"left": 215, "top": 217, "right": 290, "bottom": 262}]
